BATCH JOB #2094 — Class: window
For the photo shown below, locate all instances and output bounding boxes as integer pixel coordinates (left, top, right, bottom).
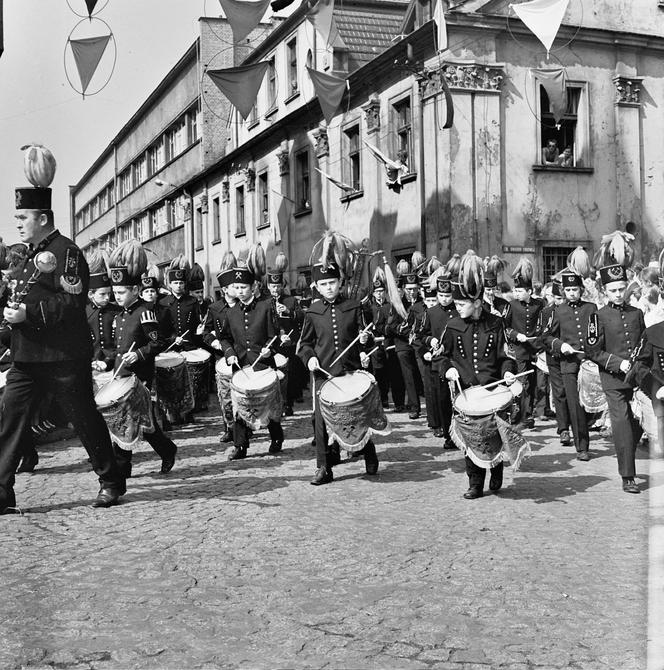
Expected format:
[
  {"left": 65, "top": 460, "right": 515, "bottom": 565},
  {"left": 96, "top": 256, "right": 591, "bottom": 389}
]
[
  {"left": 294, "top": 150, "right": 310, "bottom": 212},
  {"left": 212, "top": 196, "right": 221, "bottom": 242},
  {"left": 287, "top": 38, "right": 298, "bottom": 97},
  {"left": 167, "top": 199, "right": 177, "bottom": 227},
  {"left": 541, "top": 245, "right": 578, "bottom": 282},
  {"left": 119, "top": 169, "right": 132, "bottom": 198},
  {"left": 152, "top": 203, "right": 168, "bottom": 236},
  {"left": 249, "top": 103, "right": 259, "bottom": 126},
  {"left": 187, "top": 107, "right": 198, "bottom": 145},
  {"left": 165, "top": 126, "right": 177, "bottom": 162},
  {"left": 236, "top": 185, "right": 245, "bottom": 235},
  {"left": 195, "top": 206, "right": 203, "bottom": 250},
  {"left": 106, "top": 183, "right": 114, "bottom": 208},
  {"left": 132, "top": 156, "right": 146, "bottom": 188},
  {"left": 91, "top": 199, "right": 99, "bottom": 221},
  {"left": 75, "top": 212, "right": 83, "bottom": 233},
  {"left": 267, "top": 57, "right": 277, "bottom": 111},
  {"left": 135, "top": 213, "right": 151, "bottom": 242},
  {"left": 343, "top": 125, "right": 361, "bottom": 191},
  {"left": 538, "top": 83, "right": 589, "bottom": 168},
  {"left": 147, "top": 143, "right": 160, "bottom": 176},
  {"left": 258, "top": 172, "right": 269, "bottom": 228},
  {"left": 393, "top": 97, "right": 412, "bottom": 168}
]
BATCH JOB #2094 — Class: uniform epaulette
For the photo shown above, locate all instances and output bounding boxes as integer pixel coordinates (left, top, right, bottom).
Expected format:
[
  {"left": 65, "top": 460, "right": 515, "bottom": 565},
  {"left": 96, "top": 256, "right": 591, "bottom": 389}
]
[{"left": 141, "top": 310, "right": 157, "bottom": 324}]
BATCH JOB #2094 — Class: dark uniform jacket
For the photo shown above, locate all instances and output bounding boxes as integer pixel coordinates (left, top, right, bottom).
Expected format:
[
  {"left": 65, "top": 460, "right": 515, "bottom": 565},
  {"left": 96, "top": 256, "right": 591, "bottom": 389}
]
[
  {"left": 271, "top": 294, "right": 304, "bottom": 338},
  {"left": 3, "top": 229, "right": 93, "bottom": 363},
  {"left": 112, "top": 298, "right": 163, "bottom": 383},
  {"left": 87, "top": 301, "right": 121, "bottom": 370},
  {"left": 378, "top": 298, "right": 423, "bottom": 353},
  {"left": 435, "top": 310, "right": 515, "bottom": 388},
  {"left": 537, "top": 304, "right": 561, "bottom": 366},
  {"left": 299, "top": 296, "right": 369, "bottom": 377},
  {"left": 160, "top": 294, "right": 200, "bottom": 350},
  {"left": 366, "top": 298, "right": 388, "bottom": 369},
  {"left": 631, "top": 322, "right": 664, "bottom": 395},
  {"left": 220, "top": 298, "right": 279, "bottom": 368},
  {"left": 543, "top": 300, "right": 597, "bottom": 374},
  {"left": 504, "top": 297, "right": 544, "bottom": 360},
  {"left": 420, "top": 303, "right": 458, "bottom": 372},
  {"left": 202, "top": 299, "right": 232, "bottom": 347},
  {"left": 586, "top": 303, "right": 645, "bottom": 391},
  {"left": 483, "top": 295, "right": 510, "bottom": 318}
]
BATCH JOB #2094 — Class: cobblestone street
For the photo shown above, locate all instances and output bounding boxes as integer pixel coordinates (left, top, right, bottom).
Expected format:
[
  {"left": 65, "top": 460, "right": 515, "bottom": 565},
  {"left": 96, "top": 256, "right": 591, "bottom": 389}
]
[{"left": 0, "top": 394, "right": 650, "bottom": 670}]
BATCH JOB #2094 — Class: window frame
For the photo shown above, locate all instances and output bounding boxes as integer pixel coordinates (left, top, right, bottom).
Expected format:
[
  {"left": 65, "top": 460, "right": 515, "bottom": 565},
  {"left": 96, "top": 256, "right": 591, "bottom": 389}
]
[
  {"left": 235, "top": 185, "right": 246, "bottom": 237},
  {"left": 212, "top": 195, "right": 221, "bottom": 243},
  {"left": 342, "top": 122, "right": 362, "bottom": 196},
  {"left": 391, "top": 94, "right": 414, "bottom": 171},
  {"left": 294, "top": 149, "right": 311, "bottom": 215},
  {"left": 286, "top": 37, "right": 299, "bottom": 100},
  {"left": 266, "top": 55, "right": 277, "bottom": 115}
]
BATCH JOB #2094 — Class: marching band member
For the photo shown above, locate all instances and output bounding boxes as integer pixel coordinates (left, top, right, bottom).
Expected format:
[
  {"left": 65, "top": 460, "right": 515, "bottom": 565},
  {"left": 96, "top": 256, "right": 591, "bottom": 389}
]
[
  {"left": 586, "top": 232, "right": 644, "bottom": 493},
  {"left": 504, "top": 257, "right": 544, "bottom": 429},
  {"left": 483, "top": 256, "right": 510, "bottom": 318},
  {"left": 220, "top": 245, "right": 284, "bottom": 459},
  {"left": 366, "top": 268, "right": 390, "bottom": 408},
  {"left": 139, "top": 265, "right": 172, "bottom": 338},
  {"left": 436, "top": 252, "right": 516, "bottom": 499},
  {"left": 299, "top": 232, "right": 377, "bottom": 485},
  {"left": 543, "top": 248, "right": 597, "bottom": 461},
  {"left": 87, "top": 249, "right": 120, "bottom": 374},
  {"left": 108, "top": 240, "right": 178, "bottom": 478}
]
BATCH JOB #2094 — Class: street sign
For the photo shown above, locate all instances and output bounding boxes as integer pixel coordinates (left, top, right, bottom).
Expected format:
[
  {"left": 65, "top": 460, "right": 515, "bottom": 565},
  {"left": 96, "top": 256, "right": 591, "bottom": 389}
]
[{"left": 502, "top": 245, "right": 536, "bottom": 254}]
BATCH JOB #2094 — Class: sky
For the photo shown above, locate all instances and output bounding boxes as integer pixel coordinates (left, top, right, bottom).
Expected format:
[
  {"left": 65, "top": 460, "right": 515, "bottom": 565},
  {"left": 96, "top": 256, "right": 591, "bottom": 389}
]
[{"left": 0, "top": 1, "right": 215, "bottom": 244}]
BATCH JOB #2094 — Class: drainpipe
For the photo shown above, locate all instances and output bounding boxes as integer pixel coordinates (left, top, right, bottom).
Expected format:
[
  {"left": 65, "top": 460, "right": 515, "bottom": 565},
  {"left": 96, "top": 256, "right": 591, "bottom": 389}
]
[{"left": 417, "top": 78, "right": 427, "bottom": 254}]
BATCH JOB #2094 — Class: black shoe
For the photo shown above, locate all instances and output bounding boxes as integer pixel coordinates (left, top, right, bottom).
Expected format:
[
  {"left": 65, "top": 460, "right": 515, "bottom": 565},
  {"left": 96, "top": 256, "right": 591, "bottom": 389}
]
[
  {"left": 364, "top": 451, "right": 379, "bottom": 475},
  {"left": 577, "top": 451, "right": 590, "bottom": 461},
  {"left": 219, "top": 430, "right": 233, "bottom": 444},
  {"left": 92, "top": 487, "right": 122, "bottom": 508},
  {"left": 559, "top": 430, "right": 572, "bottom": 446},
  {"left": 394, "top": 405, "right": 407, "bottom": 413},
  {"left": 433, "top": 428, "right": 444, "bottom": 438},
  {"left": 16, "top": 450, "right": 39, "bottom": 473},
  {"left": 229, "top": 446, "right": 247, "bottom": 461},
  {"left": 183, "top": 412, "right": 194, "bottom": 424},
  {"left": 622, "top": 478, "right": 640, "bottom": 494},
  {"left": 268, "top": 440, "right": 283, "bottom": 454},
  {"left": 489, "top": 471, "right": 503, "bottom": 492},
  {"left": 408, "top": 411, "right": 420, "bottom": 420},
  {"left": 443, "top": 439, "right": 458, "bottom": 450},
  {"left": 310, "top": 437, "right": 316, "bottom": 447},
  {"left": 382, "top": 401, "right": 389, "bottom": 409},
  {"left": 284, "top": 406, "right": 294, "bottom": 417},
  {"left": 463, "top": 487, "right": 483, "bottom": 499},
  {"left": 0, "top": 491, "right": 19, "bottom": 515},
  {"left": 522, "top": 417, "right": 535, "bottom": 430},
  {"left": 160, "top": 453, "right": 176, "bottom": 474},
  {"left": 162, "top": 418, "right": 173, "bottom": 432},
  {"left": 310, "top": 466, "right": 333, "bottom": 485}
]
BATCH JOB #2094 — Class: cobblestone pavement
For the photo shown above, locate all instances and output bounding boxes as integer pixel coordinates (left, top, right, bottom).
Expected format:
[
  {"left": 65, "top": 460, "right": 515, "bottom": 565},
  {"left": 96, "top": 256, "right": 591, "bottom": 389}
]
[{"left": 0, "top": 392, "right": 650, "bottom": 670}]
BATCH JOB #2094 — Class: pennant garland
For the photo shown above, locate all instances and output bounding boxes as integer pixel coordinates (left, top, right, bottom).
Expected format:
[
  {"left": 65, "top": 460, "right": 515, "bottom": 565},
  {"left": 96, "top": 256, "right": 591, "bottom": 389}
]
[
  {"left": 218, "top": 0, "right": 271, "bottom": 43},
  {"left": 69, "top": 34, "right": 111, "bottom": 95},
  {"left": 306, "top": 67, "right": 347, "bottom": 124},
  {"left": 207, "top": 61, "right": 270, "bottom": 120},
  {"left": 510, "top": 0, "right": 570, "bottom": 55},
  {"left": 530, "top": 67, "right": 567, "bottom": 123},
  {"left": 315, "top": 167, "right": 355, "bottom": 193},
  {"left": 85, "top": 0, "right": 99, "bottom": 18},
  {"left": 305, "top": 0, "right": 335, "bottom": 47}
]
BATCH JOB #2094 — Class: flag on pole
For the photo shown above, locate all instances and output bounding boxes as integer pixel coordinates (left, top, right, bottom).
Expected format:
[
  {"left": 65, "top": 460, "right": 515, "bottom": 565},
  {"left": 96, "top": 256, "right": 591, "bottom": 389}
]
[
  {"left": 218, "top": 0, "right": 271, "bottom": 43},
  {"left": 315, "top": 167, "right": 355, "bottom": 193},
  {"left": 69, "top": 34, "right": 111, "bottom": 95},
  {"left": 510, "top": 0, "right": 570, "bottom": 55},
  {"left": 306, "top": 67, "right": 347, "bottom": 124},
  {"left": 433, "top": 0, "right": 447, "bottom": 52},
  {"left": 207, "top": 61, "right": 270, "bottom": 120},
  {"left": 530, "top": 67, "right": 566, "bottom": 123}
]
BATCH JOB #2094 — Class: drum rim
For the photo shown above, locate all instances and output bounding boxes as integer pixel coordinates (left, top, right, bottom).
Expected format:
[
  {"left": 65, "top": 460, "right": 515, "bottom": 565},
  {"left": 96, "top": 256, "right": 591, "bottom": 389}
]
[
  {"left": 453, "top": 384, "right": 514, "bottom": 416},
  {"left": 231, "top": 366, "right": 278, "bottom": 391},
  {"left": 155, "top": 352, "right": 186, "bottom": 368},
  {"left": 182, "top": 348, "right": 212, "bottom": 362},
  {"left": 319, "top": 370, "right": 375, "bottom": 406},
  {"left": 94, "top": 374, "right": 137, "bottom": 407}
]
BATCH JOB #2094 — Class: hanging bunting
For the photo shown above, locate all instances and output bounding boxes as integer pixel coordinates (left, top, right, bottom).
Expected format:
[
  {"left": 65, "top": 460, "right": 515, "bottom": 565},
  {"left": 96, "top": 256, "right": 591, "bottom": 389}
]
[
  {"left": 306, "top": 0, "right": 334, "bottom": 47},
  {"left": 218, "top": 0, "right": 271, "bottom": 43},
  {"left": 433, "top": 0, "right": 447, "bottom": 53},
  {"left": 315, "top": 167, "right": 354, "bottom": 193},
  {"left": 510, "top": 0, "right": 570, "bottom": 55},
  {"left": 70, "top": 34, "right": 111, "bottom": 95},
  {"left": 85, "top": 0, "right": 99, "bottom": 18},
  {"left": 306, "top": 67, "right": 347, "bottom": 124},
  {"left": 530, "top": 67, "right": 566, "bottom": 123},
  {"left": 207, "top": 61, "right": 270, "bottom": 120},
  {"left": 363, "top": 140, "right": 408, "bottom": 192}
]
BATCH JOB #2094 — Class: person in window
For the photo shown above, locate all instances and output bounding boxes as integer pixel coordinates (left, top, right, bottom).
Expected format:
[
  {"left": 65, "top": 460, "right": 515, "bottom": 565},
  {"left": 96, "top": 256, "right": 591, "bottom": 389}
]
[
  {"left": 557, "top": 146, "right": 574, "bottom": 167},
  {"left": 542, "top": 139, "right": 559, "bottom": 165}
]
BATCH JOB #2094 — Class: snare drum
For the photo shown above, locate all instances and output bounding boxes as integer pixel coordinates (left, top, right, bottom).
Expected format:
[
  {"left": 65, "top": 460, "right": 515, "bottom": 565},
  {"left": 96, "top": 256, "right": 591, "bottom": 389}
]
[
  {"left": 95, "top": 374, "right": 154, "bottom": 448},
  {"left": 578, "top": 360, "right": 608, "bottom": 413},
  {"left": 535, "top": 352, "right": 549, "bottom": 375},
  {"left": 453, "top": 382, "right": 523, "bottom": 416},
  {"left": 215, "top": 357, "right": 234, "bottom": 425},
  {"left": 155, "top": 352, "right": 195, "bottom": 414},
  {"left": 182, "top": 348, "right": 212, "bottom": 410},
  {"left": 318, "top": 371, "right": 391, "bottom": 451},
  {"left": 231, "top": 367, "right": 283, "bottom": 430},
  {"left": 92, "top": 370, "right": 113, "bottom": 394}
]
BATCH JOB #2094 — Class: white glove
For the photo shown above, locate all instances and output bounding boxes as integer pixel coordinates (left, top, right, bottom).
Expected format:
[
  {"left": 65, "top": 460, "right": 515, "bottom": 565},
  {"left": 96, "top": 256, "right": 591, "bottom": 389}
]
[
  {"left": 445, "top": 367, "right": 460, "bottom": 382},
  {"left": 227, "top": 355, "right": 239, "bottom": 367},
  {"left": 360, "top": 352, "right": 370, "bottom": 369},
  {"left": 308, "top": 357, "right": 320, "bottom": 372},
  {"left": 3, "top": 304, "right": 26, "bottom": 324},
  {"left": 619, "top": 360, "right": 631, "bottom": 374},
  {"left": 211, "top": 339, "right": 222, "bottom": 351},
  {"left": 423, "top": 352, "right": 432, "bottom": 362},
  {"left": 196, "top": 323, "right": 205, "bottom": 336},
  {"left": 560, "top": 343, "right": 575, "bottom": 355},
  {"left": 504, "top": 371, "right": 516, "bottom": 386},
  {"left": 429, "top": 338, "right": 439, "bottom": 350},
  {"left": 656, "top": 386, "right": 664, "bottom": 401},
  {"left": 359, "top": 331, "right": 369, "bottom": 345},
  {"left": 516, "top": 333, "right": 528, "bottom": 343},
  {"left": 280, "top": 334, "right": 291, "bottom": 344}
]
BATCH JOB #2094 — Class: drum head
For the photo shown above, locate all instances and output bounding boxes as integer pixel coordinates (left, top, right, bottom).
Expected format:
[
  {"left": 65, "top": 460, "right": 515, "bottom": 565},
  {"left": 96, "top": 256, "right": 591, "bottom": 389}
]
[
  {"left": 155, "top": 352, "right": 185, "bottom": 369},
  {"left": 215, "top": 357, "right": 233, "bottom": 376},
  {"left": 95, "top": 375, "right": 136, "bottom": 407},
  {"left": 183, "top": 348, "right": 211, "bottom": 363},
  {"left": 319, "top": 371, "right": 373, "bottom": 404},
  {"left": 232, "top": 367, "right": 278, "bottom": 391},
  {"left": 454, "top": 385, "right": 513, "bottom": 416}
]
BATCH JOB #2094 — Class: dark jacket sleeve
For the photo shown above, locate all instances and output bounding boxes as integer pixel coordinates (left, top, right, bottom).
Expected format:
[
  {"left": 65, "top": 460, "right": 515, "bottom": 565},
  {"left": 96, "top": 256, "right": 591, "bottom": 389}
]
[{"left": 298, "top": 312, "right": 317, "bottom": 368}]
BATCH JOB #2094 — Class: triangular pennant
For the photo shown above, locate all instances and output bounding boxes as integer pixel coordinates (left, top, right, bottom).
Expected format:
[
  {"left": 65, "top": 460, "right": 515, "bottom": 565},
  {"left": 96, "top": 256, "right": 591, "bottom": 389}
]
[
  {"left": 306, "top": 67, "right": 347, "bottom": 124},
  {"left": 69, "top": 34, "right": 111, "bottom": 95},
  {"left": 306, "top": 0, "right": 335, "bottom": 47},
  {"left": 510, "top": 0, "right": 570, "bottom": 55},
  {"left": 85, "top": 0, "right": 99, "bottom": 18},
  {"left": 433, "top": 0, "right": 447, "bottom": 52},
  {"left": 531, "top": 67, "right": 566, "bottom": 123},
  {"left": 315, "top": 167, "right": 354, "bottom": 193},
  {"left": 207, "top": 61, "right": 270, "bottom": 120},
  {"left": 218, "top": 0, "right": 271, "bottom": 43}
]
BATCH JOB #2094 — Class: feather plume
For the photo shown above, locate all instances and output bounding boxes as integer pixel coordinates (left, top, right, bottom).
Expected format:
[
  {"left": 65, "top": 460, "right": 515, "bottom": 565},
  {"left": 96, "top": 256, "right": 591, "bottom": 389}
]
[
  {"left": 486, "top": 255, "right": 507, "bottom": 277},
  {"left": 567, "top": 246, "right": 591, "bottom": 278},
  {"left": 146, "top": 264, "right": 161, "bottom": 281},
  {"left": 659, "top": 248, "right": 664, "bottom": 277},
  {"left": 109, "top": 240, "right": 147, "bottom": 279},
  {"left": 0, "top": 238, "right": 7, "bottom": 270},
  {"left": 319, "top": 231, "right": 355, "bottom": 280},
  {"left": 446, "top": 253, "right": 461, "bottom": 279},
  {"left": 87, "top": 248, "right": 108, "bottom": 275},
  {"left": 274, "top": 251, "right": 289, "bottom": 273},
  {"left": 372, "top": 266, "right": 386, "bottom": 285},
  {"left": 428, "top": 266, "right": 447, "bottom": 290},
  {"left": 426, "top": 256, "right": 442, "bottom": 276},
  {"left": 220, "top": 251, "right": 237, "bottom": 271},
  {"left": 411, "top": 251, "right": 425, "bottom": 271},
  {"left": 246, "top": 243, "right": 266, "bottom": 280},
  {"left": 396, "top": 259, "right": 410, "bottom": 277},
  {"left": 511, "top": 257, "right": 533, "bottom": 284},
  {"left": 594, "top": 230, "right": 635, "bottom": 269},
  {"left": 295, "top": 274, "right": 309, "bottom": 292},
  {"left": 168, "top": 254, "right": 191, "bottom": 273},
  {"left": 237, "top": 246, "right": 249, "bottom": 266},
  {"left": 459, "top": 251, "right": 484, "bottom": 301},
  {"left": 383, "top": 256, "right": 408, "bottom": 320},
  {"left": 190, "top": 263, "right": 205, "bottom": 283}
]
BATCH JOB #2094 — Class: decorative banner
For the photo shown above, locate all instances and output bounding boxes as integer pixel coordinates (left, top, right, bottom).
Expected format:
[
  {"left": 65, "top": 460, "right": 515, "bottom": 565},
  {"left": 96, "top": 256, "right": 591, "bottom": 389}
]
[
  {"left": 433, "top": 0, "right": 447, "bottom": 52},
  {"left": 70, "top": 34, "right": 111, "bottom": 95},
  {"left": 207, "top": 61, "right": 270, "bottom": 120},
  {"left": 218, "top": 0, "right": 271, "bottom": 43},
  {"left": 315, "top": 167, "right": 354, "bottom": 193},
  {"left": 306, "top": 67, "right": 347, "bottom": 124},
  {"left": 306, "top": 0, "right": 334, "bottom": 47},
  {"left": 85, "top": 0, "right": 100, "bottom": 18},
  {"left": 363, "top": 140, "right": 408, "bottom": 192},
  {"left": 510, "top": 0, "right": 570, "bottom": 55},
  {"left": 530, "top": 67, "right": 566, "bottom": 123}
]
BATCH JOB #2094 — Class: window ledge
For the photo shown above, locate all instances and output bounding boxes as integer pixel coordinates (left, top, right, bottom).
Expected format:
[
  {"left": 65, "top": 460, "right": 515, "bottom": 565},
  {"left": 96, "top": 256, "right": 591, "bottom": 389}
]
[
  {"left": 293, "top": 207, "right": 312, "bottom": 218},
  {"left": 256, "top": 222, "right": 271, "bottom": 230},
  {"left": 285, "top": 91, "right": 300, "bottom": 104},
  {"left": 401, "top": 172, "right": 418, "bottom": 185},
  {"left": 195, "top": 245, "right": 204, "bottom": 252},
  {"left": 340, "top": 190, "right": 364, "bottom": 203},
  {"left": 532, "top": 165, "right": 594, "bottom": 174},
  {"left": 212, "top": 238, "right": 222, "bottom": 246},
  {"left": 234, "top": 231, "right": 247, "bottom": 238},
  {"left": 264, "top": 107, "right": 278, "bottom": 119},
  {"left": 247, "top": 119, "right": 260, "bottom": 130}
]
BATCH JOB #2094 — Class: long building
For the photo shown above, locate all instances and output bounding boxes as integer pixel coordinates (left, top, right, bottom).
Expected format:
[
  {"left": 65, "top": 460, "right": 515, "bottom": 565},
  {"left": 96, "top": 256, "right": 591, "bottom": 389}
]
[{"left": 71, "top": 0, "right": 664, "bottom": 295}]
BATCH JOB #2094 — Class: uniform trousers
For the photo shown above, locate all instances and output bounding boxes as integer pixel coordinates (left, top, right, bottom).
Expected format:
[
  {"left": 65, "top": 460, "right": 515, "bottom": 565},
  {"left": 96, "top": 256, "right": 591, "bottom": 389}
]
[
  {"left": 432, "top": 371, "right": 453, "bottom": 438},
  {"left": 371, "top": 356, "right": 389, "bottom": 406},
  {"left": 396, "top": 347, "right": 420, "bottom": 413},
  {"left": 234, "top": 418, "right": 283, "bottom": 449},
  {"left": 465, "top": 457, "right": 503, "bottom": 489},
  {"left": 561, "top": 371, "right": 589, "bottom": 452},
  {"left": 603, "top": 387, "right": 641, "bottom": 478},
  {"left": 516, "top": 357, "right": 536, "bottom": 422},
  {"left": 387, "top": 349, "right": 405, "bottom": 408},
  {"left": 547, "top": 357, "right": 570, "bottom": 435},
  {"left": 653, "top": 398, "right": 664, "bottom": 457},
  {"left": 416, "top": 357, "right": 433, "bottom": 426},
  {"left": 0, "top": 361, "right": 124, "bottom": 507}
]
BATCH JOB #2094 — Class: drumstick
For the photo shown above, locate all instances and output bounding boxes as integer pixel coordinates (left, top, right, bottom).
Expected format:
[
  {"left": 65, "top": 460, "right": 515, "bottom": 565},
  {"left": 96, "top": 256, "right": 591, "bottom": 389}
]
[
  {"left": 481, "top": 370, "right": 533, "bottom": 391},
  {"left": 329, "top": 322, "right": 375, "bottom": 369},
  {"left": 164, "top": 330, "right": 189, "bottom": 353},
  {"left": 316, "top": 366, "right": 344, "bottom": 392},
  {"left": 0, "top": 349, "right": 9, "bottom": 361},
  {"left": 106, "top": 342, "right": 136, "bottom": 386},
  {"left": 250, "top": 335, "right": 279, "bottom": 371}
]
